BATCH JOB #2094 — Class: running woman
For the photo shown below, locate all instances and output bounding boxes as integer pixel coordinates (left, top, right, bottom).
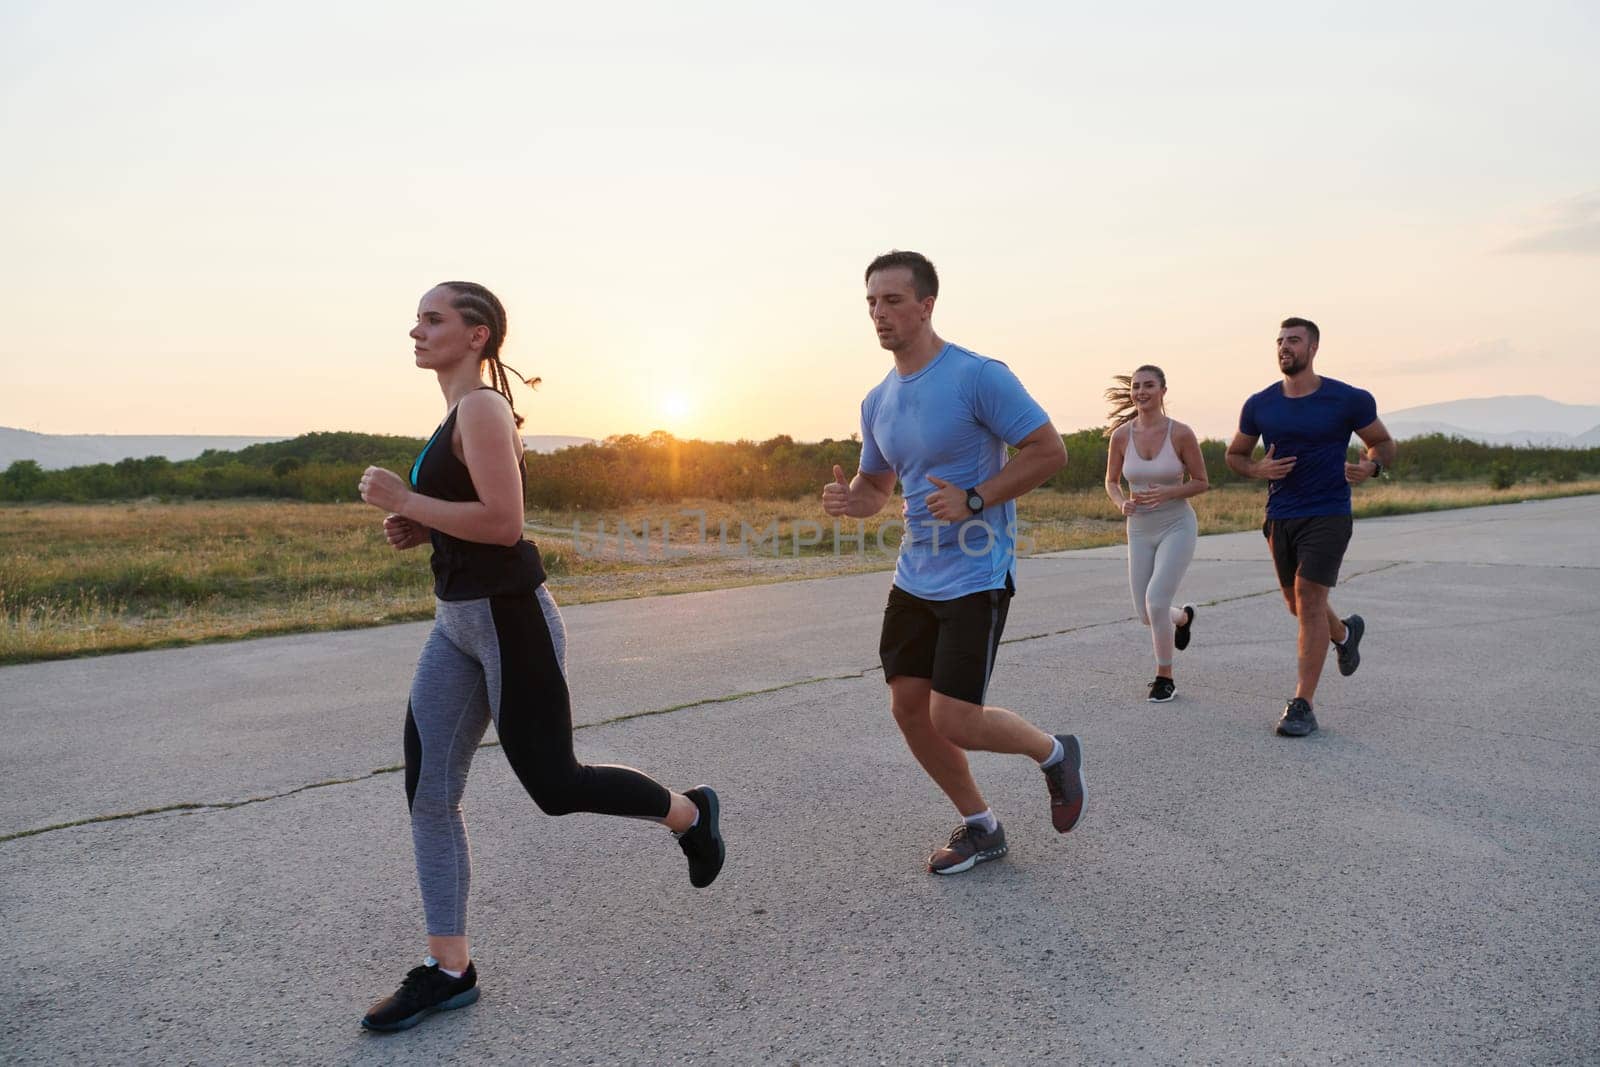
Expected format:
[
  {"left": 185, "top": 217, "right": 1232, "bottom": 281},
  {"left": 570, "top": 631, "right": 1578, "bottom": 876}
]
[
  {"left": 355, "top": 282, "right": 724, "bottom": 1032},
  {"left": 1103, "top": 366, "right": 1209, "bottom": 702},
  {"left": 1225, "top": 317, "right": 1396, "bottom": 737},
  {"left": 822, "top": 250, "right": 1086, "bottom": 876}
]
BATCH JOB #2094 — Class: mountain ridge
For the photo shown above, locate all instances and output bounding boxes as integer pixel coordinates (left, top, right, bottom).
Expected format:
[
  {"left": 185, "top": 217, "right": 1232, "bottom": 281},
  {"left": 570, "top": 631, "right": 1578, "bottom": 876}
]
[{"left": 1381, "top": 396, "right": 1600, "bottom": 447}]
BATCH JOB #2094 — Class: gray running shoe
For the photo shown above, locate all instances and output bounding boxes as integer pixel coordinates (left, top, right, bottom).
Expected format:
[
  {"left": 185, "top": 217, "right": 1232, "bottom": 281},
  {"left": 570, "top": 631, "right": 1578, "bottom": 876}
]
[
  {"left": 1337, "top": 614, "right": 1364, "bottom": 676},
  {"left": 1042, "top": 734, "right": 1086, "bottom": 832},
  {"left": 1276, "top": 697, "right": 1318, "bottom": 737},
  {"left": 928, "top": 821, "right": 1009, "bottom": 875}
]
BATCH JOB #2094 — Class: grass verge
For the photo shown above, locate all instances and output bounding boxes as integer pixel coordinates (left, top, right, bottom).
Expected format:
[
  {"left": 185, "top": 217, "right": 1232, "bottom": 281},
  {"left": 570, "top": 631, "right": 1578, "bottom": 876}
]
[{"left": 3, "top": 479, "right": 1596, "bottom": 664}]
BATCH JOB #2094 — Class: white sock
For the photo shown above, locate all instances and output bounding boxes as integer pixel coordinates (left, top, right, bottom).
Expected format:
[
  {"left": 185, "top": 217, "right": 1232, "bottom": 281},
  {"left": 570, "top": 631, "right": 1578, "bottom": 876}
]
[
  {"left": 424, "top": 956, "right": 466, "bottom": 979},
  {"left": 1039, "top": 736, "right": 1065, "bottom": 768},
  {"left": 963, "top": 808, "right": 999, "bottom": 834}
]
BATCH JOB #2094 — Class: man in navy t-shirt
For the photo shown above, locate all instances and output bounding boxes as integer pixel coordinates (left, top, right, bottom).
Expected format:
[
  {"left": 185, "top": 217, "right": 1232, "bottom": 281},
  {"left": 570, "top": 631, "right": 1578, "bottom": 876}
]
[
  {"left": 821, "top": 250, "right": 1085, "bottom": 876},
  {"left": 1226, "top": 317, "right": 1397, "bottom": 738}
]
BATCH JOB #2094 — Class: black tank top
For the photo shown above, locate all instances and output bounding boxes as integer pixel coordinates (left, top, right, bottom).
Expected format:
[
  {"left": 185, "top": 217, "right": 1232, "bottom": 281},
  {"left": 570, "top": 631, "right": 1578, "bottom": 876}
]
[{"left": 408, "top": 390, "right": 546, "bottom": 600}]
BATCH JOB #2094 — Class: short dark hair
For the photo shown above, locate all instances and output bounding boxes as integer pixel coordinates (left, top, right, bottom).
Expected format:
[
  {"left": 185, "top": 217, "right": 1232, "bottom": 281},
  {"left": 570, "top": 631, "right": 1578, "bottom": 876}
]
[
  {"left": 865, "top": 250, "right": 939, "bottom": 301},
  {"left": 1280, "top": 317, "right": 1319, "bottom": 345}
]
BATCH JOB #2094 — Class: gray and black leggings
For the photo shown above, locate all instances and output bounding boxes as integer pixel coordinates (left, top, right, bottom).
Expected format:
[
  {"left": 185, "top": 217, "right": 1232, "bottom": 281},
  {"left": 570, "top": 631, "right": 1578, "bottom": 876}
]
[{"left": 404, "top": 586, "right": 671, "bottom": 936}]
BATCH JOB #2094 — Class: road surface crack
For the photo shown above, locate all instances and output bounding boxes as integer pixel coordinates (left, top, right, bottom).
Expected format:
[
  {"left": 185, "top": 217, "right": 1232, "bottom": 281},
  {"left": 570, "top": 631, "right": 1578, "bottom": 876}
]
[{"left": 0, "top": 670, "right": 878, "bottom": 845}]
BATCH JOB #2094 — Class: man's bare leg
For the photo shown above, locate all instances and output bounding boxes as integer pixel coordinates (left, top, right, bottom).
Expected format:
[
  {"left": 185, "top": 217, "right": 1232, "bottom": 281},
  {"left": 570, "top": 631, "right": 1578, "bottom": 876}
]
[
  {"left": 888, "top": 676, "right": 986, "bottom": 816},
  {"left": 927, "top": 692, "right": 1055, "bottom": 762},
  {"left": 1293, "top": 576, "right": 1334, "bottom": 704}
]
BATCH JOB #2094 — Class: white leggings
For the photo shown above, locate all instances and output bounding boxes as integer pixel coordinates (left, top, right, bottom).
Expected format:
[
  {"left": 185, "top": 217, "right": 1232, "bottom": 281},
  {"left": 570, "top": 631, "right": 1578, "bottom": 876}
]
[{"left": 1127, "top": 504, "right": 1198, "bottom": 668}]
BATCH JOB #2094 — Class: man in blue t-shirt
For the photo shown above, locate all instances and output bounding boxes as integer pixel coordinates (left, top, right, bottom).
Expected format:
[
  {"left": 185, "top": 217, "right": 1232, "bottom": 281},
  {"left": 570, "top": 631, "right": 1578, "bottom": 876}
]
[
  {"left": 821, "top": 250, "right": 1084, "bottom": 876},
  {"left": 1226, "top": 317, "right": 1397, "bottom": 738}
]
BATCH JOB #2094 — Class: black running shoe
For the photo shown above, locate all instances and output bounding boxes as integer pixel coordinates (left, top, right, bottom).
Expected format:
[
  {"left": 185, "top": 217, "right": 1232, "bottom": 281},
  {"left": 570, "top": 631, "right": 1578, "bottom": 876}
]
[
  {"left": 1042, "top": 734, "right": 1086, "bottom": 832},
  {"left": 1337, "top": 614, "right": 1364, "bottom": 676},
  {"left": 678, "top": 786, "right": 725, "bottom": 888},
  {"left": 1174, "top": 604, "right": 1196, "bottom": 651},
  {"left": 928, "top": 821, "right": 1008, "bottom": 875},
  {"left": 1147, "top": 676, "right": 1176, "bottom": 703},
  {"left": 1276, "top": 697, "right": 1318, "bottom": 738},
  {"left": 361, "top": 961, "right": 479, "bottom": 1032}
]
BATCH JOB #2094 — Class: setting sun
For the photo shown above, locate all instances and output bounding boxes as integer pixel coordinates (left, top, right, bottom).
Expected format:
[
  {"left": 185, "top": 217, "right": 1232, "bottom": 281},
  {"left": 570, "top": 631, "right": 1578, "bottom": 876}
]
[{"left": 660, "top": 391, "right": 694, "bottom": 423}]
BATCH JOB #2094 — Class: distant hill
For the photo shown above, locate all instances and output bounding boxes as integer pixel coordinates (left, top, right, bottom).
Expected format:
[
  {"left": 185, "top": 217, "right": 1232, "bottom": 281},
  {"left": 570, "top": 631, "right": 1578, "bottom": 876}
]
[
  {"left": 1, "top": 427, "right": 594, "bottom": 470},
  {"left": 1572, "top": 424, "right": 1600, "bottom": 448},
  {"left": 1383, "top": 396, "right": 1600, "bottom": 448},
  {"left": 0, "top": 428, "right": 289, "bottom": 470},
  {"left": 523, "top": 435, "right": 596, "bottom": 454}
]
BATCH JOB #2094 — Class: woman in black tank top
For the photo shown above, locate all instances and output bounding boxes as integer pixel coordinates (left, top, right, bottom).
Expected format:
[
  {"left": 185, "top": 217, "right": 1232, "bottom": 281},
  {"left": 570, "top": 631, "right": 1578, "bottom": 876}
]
[{"left": 353, "top": 282, "right": 725, "bottom": 1033}]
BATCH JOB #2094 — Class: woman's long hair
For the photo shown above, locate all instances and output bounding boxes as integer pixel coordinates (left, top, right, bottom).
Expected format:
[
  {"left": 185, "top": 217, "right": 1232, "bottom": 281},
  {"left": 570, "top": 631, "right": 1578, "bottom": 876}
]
[
  {"left": 1103, "top": 364, "right": 1167, "bottom": 437},
  {"left": 437, "top": 280, "right": 540, "bottom": 428}
]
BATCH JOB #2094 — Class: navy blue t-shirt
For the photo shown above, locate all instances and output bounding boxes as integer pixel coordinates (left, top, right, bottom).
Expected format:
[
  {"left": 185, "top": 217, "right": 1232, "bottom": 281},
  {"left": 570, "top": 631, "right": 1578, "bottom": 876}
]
[{"left": 1239, "top": 377, "right": 1378, "bottom": 519}]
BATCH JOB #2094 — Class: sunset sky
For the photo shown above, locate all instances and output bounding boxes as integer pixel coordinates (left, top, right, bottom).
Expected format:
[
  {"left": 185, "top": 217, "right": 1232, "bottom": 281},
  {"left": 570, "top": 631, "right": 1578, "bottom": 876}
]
[{"left": 2, "top": 2, "right": 1596, "bottom": 444}]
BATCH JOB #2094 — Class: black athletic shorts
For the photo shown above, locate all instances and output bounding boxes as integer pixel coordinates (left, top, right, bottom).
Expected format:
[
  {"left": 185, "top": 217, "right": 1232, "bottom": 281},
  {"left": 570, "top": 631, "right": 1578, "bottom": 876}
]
[
  {"left": 1262, "top": 514, "right": 1353, "bottom": 589},
  {"left": 879, "top": 577, "right": 1013, "bottom": 706}
]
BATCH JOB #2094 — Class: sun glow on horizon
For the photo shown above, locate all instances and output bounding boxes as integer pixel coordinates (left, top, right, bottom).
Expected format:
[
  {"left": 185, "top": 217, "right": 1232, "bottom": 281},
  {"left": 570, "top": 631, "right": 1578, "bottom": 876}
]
[{"left": 659, "top": 390, "right": 694, "bottom": 425}]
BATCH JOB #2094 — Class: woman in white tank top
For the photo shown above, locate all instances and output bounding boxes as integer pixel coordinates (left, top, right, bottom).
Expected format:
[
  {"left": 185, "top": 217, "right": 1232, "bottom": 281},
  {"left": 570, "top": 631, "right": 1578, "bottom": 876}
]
[{"left": 1103, "top": 365, "right": 1211, "bottom": 702}]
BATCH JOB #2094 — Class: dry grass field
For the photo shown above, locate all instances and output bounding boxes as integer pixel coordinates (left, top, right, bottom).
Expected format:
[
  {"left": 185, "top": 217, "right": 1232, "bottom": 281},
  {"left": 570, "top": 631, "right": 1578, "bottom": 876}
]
[{"left": 4, "top": 479, "right": 1597, "bottom": 664}]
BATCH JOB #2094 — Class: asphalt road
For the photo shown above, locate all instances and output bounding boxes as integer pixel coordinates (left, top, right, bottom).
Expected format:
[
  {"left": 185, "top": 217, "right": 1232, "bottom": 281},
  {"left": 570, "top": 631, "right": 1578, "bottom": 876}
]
[{"left": 2, "top": 495, "right": 1596, "bottom": 1064}]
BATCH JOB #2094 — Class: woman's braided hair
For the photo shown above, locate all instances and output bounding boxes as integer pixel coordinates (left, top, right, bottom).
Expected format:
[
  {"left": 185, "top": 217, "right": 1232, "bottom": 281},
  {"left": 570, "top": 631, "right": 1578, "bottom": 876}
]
[{"left": 437, "top": 281, "right": 540, "bottom": 428}]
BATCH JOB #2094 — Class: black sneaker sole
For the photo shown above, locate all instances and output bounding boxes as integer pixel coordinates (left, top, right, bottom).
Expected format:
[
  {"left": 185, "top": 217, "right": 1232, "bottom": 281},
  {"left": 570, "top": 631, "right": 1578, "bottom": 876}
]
[
  {"left": 929, "top": 842, "right": 1009, "bottom": 876},
  {"left": 361, "top": 986, "right": 480, "bottom": 1032},
  {"left": 1275, "top": 718, "right": 1319, "bottom": 737}
]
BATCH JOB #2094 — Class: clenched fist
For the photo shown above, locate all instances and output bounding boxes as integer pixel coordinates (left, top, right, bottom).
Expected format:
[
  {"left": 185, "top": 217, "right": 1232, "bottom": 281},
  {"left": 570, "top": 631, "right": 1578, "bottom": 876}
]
[
  {"left": 383, "top": 513, "right": 430, "bottom": 550},
  {"left": 359, "top": 466, "right": 411, "bottom": 513},
  {"left": 1344, "top": 459, "right": 1378, "bottom": 485}
]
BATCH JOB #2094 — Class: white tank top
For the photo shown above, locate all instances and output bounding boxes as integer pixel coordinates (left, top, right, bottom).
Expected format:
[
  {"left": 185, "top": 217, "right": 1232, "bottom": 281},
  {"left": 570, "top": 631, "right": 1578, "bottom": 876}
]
[{"left": 1122, "top": 420, "right": 1188, "bottom": 515}]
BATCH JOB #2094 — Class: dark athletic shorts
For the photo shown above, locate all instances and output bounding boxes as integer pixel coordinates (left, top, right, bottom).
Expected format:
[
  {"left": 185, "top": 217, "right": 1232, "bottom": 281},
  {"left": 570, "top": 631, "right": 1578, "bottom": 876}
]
[
  {"left": 1262, "top": 514, "right": 1353, "bottom": 589},
  {"left": 879, "top": 577, "right": 1013, "bottom": 706}
]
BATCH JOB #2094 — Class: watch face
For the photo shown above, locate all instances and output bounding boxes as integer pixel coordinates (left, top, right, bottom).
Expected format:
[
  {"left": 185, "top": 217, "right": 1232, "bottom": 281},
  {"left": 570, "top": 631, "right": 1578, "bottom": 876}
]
[{"left": 967, "top": 493, "right": 984, "bottom": 512}]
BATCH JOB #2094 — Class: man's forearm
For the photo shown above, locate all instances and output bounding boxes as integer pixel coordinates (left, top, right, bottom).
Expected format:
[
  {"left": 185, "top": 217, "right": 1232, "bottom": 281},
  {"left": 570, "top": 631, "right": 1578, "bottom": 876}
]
[
  {"left": 1225, "top": 452, "right": 1257, "bottom": 478},
  {"left": 847, "top": 477, "right": 891, "bottom": 517},
  {"left": 1364, "top": 439, "right": 1397, "bottom": 467},
  {"left": 977, "top": 443, "right": 1066, "bottom": 507}
]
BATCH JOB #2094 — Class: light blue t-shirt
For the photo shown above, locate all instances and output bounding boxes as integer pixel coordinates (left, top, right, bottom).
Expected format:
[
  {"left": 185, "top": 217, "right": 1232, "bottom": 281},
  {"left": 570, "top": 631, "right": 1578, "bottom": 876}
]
[{"left": 859, "top": 343, "right": 1051, "bottom": 601}]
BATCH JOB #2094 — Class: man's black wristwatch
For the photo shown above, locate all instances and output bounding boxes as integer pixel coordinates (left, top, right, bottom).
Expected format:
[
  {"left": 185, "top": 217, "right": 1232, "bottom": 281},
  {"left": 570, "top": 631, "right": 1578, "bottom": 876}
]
[
  {"left": 1367, "top": 459, "right": 1383, "bottom": 478},
  {"left": 965, "top": 487, "right": 985, "bottom": 513}
]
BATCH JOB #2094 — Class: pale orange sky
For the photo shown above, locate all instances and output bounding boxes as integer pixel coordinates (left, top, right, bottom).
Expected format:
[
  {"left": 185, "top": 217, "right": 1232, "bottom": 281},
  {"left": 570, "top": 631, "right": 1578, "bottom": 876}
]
[{"left": 2, "top": 3, "right": 1597, "bottom": 443}]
